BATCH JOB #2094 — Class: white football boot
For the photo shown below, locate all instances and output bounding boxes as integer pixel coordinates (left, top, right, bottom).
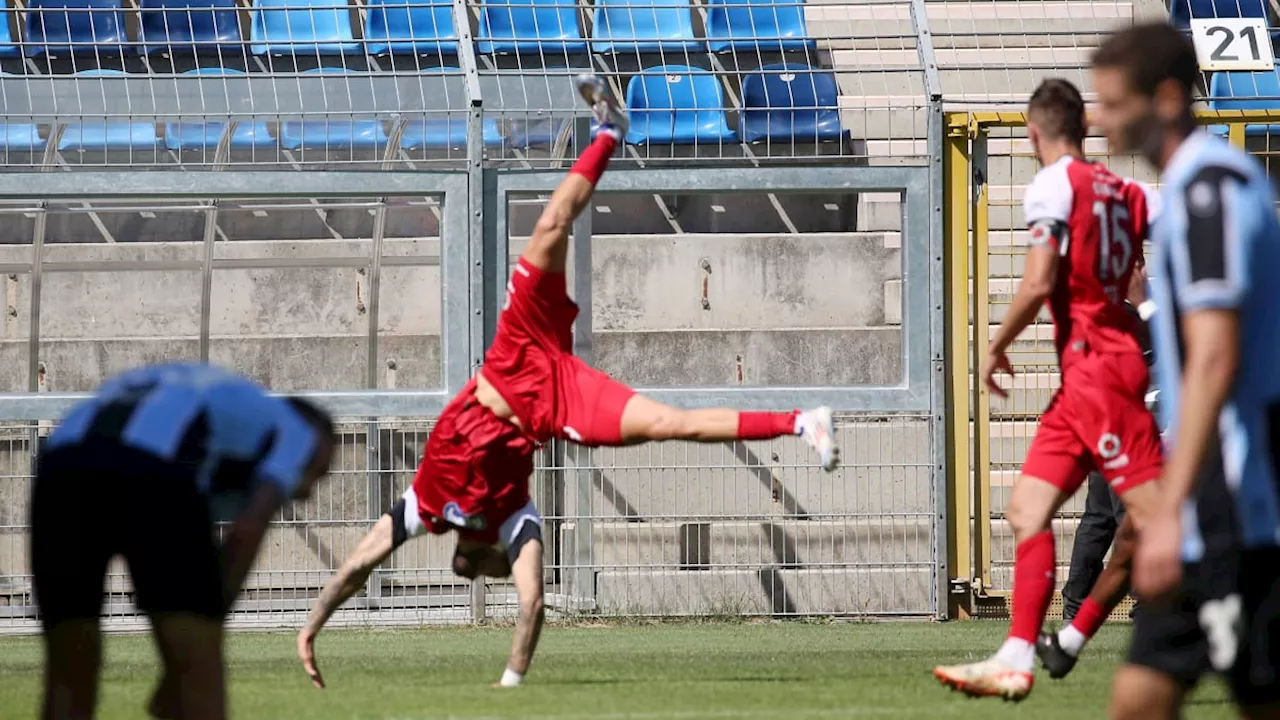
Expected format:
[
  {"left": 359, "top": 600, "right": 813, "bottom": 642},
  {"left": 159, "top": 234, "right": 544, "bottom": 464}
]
[
  {"left": 933, "top": 658, "right": 1034, "bottom": 701},
  {"left": 797, "top": 406, "right": 839, "bottom": 472},
  {"left": 574, "top": 73, "right": 630, "bottom": 139}
]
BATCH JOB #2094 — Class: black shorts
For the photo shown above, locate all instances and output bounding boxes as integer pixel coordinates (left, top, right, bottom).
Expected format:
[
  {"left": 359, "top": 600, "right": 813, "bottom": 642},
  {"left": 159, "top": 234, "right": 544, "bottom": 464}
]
[
  {"left": 1128, "top": 548, "right": 1280, "bottom": 708},
  {"left": 30, "top": 439, "right": 225, "bottom": 629}
]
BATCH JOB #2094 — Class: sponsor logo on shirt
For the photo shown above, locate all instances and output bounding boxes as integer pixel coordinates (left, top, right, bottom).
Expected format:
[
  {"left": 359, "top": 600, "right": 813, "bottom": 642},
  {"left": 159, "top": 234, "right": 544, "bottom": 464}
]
[{"left": 443, "top": 501, "right": 488, "bottom": 530}]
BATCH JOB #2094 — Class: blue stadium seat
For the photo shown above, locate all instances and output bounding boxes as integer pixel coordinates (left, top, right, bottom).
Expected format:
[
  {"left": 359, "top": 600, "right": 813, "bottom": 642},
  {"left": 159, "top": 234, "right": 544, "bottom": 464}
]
[
  {"left": 590, "top": 0, "right": 700, "bottom": 53},
  {"left": 59, "top": 72, "right": 160, "bottom": 151},
  {"left": 1171, "top": 0, "right": 1268, "bottom": 27},
  {"left": 624, "top": 66, "right": 735, "bottom": 144},
  {"left": 477, "top": 0, "right": 587, "bottom": 55},
  {"left": 0, "top": 7, "right": 21, "bottom": 57},
  {"left": 25, "top": 0, "right": 129, "bottom": 56},
  {"left": 251, "top": 0, "right": 359, "bottom": 55},
  {"left": 365, "top": 0, "right": 456, "bottom": 54},
  {"left": 138, "top": 0, "right": 241, "bottom": 55},
  {"left": 704, "top": 0, "right": 815, "bottom": 52},
  {"left": 400, "top": 116, "right": 503, "bottom": 149},
  {"left": 1209, "top": 67, "right": 1280, "bottom": 136},
  {"left": 506, "top": 117, "right": 566, "bottom": 148},
  {"left": 0, "top": 123, "right": 45, "bottom": 151},
  {"left": 165, "top": 69, "right": 274, "bottom": 150},
  {"left": 278, "top": 69, "right": 389, "bottom": 149},
  {"left": 739, "top": 63, "right": 842, "bottom": 142}
]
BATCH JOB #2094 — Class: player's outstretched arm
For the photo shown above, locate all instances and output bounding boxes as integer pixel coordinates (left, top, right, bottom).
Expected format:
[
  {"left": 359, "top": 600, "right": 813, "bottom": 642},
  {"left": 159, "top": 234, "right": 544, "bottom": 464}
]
[
  {"left": 297, "top": 515, "right": 398, "bottom": 688},
  {"left": 496, "top": 539, "right": 546, "bottom": 688}
]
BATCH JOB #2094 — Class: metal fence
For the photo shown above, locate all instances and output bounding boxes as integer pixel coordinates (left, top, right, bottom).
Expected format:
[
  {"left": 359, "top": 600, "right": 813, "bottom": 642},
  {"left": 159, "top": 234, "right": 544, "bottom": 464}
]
[{"left": 0, "top": 0, "right": 948, "bottom": 632}]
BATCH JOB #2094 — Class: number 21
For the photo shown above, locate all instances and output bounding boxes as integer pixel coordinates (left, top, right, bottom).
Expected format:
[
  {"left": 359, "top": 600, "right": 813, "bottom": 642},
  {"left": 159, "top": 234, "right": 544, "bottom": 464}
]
[{"left": 1092, "top": 200, "right": 1132, "bottom": 286}]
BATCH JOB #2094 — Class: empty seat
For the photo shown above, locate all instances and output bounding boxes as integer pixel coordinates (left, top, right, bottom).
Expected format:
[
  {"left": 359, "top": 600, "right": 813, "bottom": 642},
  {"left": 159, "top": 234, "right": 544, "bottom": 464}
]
[
  {"left": 739, "top": 63, "right": 842, "bottom": 142},
  {"left": 477, "top": 0, "right": 587, "bottom": 55},
  {"left": 1209, "top": 67, "right": 1280, "bottom": 136},
  {"left": 25, "top": 0, "right": 129, "bottom": 56},
  {"left": 251, "top": 0, "right": 359, "bottom": 55},
  {"left": 365, "top": 0, "right": 456, "bottom": 54},
  {"left": 1171, "top": 0, "right": 1268, "bottom": 27},
  {"left": 165, "top": 69, "right": 274, "bottom": 150},
  {"left": 0, "top": 7, "right": 20, "bottom": 57},
  {"left": 704, "top": 0, "right": 814, "bottom": 52},
  {"left": 0, "top": 123, "right": 45, "bottom": 151},
  {"left": 506, "top": 117, "right": 567, "bottom": 148},
  {"left": 138, "top": 0, "right": 241, "bottom": 55},
  {"left": 590, "top": 0, "right": 700, "bottom": 53},
  {"left": 59, "top": 71, "right": 160, "bottom": 151},
  {"left": 278, "top": 69, "right": 389, "bottom": 149},
  {"left": 624, "top": 65, "right": 734, "bottom": 144},
  {"left": 400, "top": 117, "right": 503, "bottom": 149}
]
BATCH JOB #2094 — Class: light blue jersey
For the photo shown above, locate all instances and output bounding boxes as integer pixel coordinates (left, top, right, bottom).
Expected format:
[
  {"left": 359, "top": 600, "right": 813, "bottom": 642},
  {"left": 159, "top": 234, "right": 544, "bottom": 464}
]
[
  {"left": 47, "top": 363, "right": 320, "bottom": 509},
  {"left": 1148, "top": 132, "right": 1280, "bottom": 560}
]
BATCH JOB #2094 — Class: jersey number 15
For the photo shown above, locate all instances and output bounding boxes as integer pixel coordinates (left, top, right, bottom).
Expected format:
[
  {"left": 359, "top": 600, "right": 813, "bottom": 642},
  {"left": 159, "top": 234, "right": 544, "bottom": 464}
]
[{"left": 1093, "top": 200, "right": 1132, "bottom": 299}]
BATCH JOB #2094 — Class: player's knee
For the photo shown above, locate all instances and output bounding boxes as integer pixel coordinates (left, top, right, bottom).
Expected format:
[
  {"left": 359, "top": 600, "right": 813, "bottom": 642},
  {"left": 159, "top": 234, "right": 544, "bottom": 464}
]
[
  {"left": 520, "top": 593, "right": 544, "bottom": 620},
  {"left": 1005, "top": 501, "right": 1048, "bottom": 541}
]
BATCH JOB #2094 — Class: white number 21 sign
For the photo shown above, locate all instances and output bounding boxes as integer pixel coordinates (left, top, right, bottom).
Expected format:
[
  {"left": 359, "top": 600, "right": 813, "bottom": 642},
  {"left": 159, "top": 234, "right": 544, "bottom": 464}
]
[{"left": 1191, "top": 18, "right": 1275, "bottom": 71}]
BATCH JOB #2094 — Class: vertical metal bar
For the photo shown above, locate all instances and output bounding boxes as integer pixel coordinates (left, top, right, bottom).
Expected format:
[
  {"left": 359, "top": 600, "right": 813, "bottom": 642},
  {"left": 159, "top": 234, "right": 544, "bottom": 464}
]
[
  {"left": 364, "top": 202, "right": 389, "bottom": 604},
  {"left": 971, "top": 130, "right": 993, "bottom": 595},
  {"left": 28, "top": 209, "right": 46, "bottom": 393},
  {"left": 926, "top": 100, "right": 949, "bottom": 620},
  {"left": 198, "top": 203, "right": 218, "bottom": 362},
  {"left": 567, "top": 116, "right": 596, "bottom": 611},
  {"left": 1228, "top": 121, "right": 1246, "bottom": 148},
  {"left": 454, "top": 0, "right": 488, "bottom": 622},
  {"left": 909, "top": 0, "right": 943, "bottom": 103},
  {"left": 942, "top": 112, "right": 973, "bottom": 620}
]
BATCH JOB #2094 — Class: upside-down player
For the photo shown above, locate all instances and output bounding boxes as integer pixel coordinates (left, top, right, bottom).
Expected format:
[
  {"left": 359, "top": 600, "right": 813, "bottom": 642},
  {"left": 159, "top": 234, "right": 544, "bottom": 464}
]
[
  {"left": 296, "top": 74, "right": 840, "bottom": 689},
  {"left": 933, "top": 77, "right": 1165, "bottom": 701}
]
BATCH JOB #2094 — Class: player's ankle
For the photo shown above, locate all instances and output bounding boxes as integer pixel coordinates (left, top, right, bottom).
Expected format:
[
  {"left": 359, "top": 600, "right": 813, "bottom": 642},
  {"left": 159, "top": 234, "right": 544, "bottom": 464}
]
[
  {"left": 598, "top": 124, "right": 624, "bottom": 143},
  {"left": 994, "top": 638, "right": 1036, "bottom": 672},
  {"left": 1057, "top": 625, "right": 1087, "bottom": 656}
]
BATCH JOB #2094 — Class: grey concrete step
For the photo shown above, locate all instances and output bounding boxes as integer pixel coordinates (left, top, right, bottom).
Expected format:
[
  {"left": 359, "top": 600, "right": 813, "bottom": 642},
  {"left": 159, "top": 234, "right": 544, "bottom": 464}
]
[
  {"left": 595, "top": 567, "right": 934, "bottom": 615},
  {"left": 583, "top": 518, "right": 934, "bottom": 569}
]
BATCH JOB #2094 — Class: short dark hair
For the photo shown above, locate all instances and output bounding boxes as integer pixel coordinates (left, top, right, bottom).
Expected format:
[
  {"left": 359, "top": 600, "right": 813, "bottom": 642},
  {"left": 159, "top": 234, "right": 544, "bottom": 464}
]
[
  {"left": 1092, "top": 22, "right": 1199, "bottom": 99},
  {"left": 1028, "top": 78, "right": 1087, "bottom": 145},
  {"left": 286, "top": 396, "right": 335, "bottom": 440}
]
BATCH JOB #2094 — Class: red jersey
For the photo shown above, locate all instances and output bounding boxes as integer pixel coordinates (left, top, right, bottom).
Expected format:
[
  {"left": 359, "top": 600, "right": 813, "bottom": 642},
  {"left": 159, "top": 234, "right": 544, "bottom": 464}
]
[{"left": 1023, "top": 156, "right": 1158, "bottom": 365}]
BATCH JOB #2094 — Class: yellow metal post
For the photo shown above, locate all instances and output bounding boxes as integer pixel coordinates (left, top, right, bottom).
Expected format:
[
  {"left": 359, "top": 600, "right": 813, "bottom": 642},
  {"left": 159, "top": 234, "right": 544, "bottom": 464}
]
[
  {"left": 943, "top": 112, "right": 973, "bottom": 619},
  {"left": 970, "top": 127, "right": 993, "bottom": 595},
  {"left": 1228, "top": 122, "right": 1246, "bottom": 149}
]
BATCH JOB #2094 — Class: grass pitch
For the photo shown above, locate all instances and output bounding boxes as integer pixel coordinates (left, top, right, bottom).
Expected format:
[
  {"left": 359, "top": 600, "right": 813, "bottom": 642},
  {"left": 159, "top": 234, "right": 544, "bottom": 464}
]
[{"left": 0, "top": 620, "right": 1237, "bottom": 719}]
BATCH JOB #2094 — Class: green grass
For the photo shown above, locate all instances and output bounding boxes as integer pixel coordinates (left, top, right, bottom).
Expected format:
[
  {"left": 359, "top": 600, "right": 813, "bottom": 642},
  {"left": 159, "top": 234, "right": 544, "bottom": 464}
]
[{"left": 0, "top": 620, "right": 1238, "bottom": 719}]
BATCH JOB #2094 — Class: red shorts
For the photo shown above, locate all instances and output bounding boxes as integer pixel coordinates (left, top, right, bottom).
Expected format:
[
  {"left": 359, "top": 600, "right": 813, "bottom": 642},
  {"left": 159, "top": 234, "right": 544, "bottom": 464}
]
[
  {"left": 481, "top": 257, "right": 636, "bottom": 446},
  {"left": 1022, "top": 350, "right": 1162, "bottom": 496}
]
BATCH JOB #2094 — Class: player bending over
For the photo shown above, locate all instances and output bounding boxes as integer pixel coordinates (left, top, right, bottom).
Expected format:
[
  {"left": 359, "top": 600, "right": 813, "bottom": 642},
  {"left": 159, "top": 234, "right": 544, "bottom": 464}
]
[
  {"left": 1094, "top": 23, "right": 1280, "bottom": 720},
  {"left": 32, "top": 363, "right": 335, "bottom": 720},
  {"left": 933, "top": 77, "right": 1165, "bottom": 701},
  {"left": 296, "top": 74, "right": 839, "bottom": 690}
]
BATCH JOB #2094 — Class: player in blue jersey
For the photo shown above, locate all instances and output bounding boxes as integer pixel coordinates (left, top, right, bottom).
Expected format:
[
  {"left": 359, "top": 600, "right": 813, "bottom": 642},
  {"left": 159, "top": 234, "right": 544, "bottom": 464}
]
[
  {"left": 30, "top": 362, "right": 335, "bottom": 720},
  {"left": 1093, "top": 22, "right": 1280, "bottom": 720}
]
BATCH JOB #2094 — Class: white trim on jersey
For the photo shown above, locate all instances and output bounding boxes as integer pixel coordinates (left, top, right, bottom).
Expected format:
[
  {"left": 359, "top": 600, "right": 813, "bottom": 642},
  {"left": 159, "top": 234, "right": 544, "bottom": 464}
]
[{"left": 1023, "top": 155, "right": 1075, "bottom": 227}]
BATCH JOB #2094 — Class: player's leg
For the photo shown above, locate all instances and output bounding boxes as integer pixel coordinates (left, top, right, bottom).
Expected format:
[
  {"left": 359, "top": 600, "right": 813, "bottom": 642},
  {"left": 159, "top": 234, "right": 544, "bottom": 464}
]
[
  {"left": 623, "top": 395, "right": 839, "bottom": 471},
  {"left": 1060, "top": 472, "right": 1119, "bottom": 622},
  {"left": 934, "top": 404, "right": 1083, "bottom": 700},
  {"left": 31, "top": 450, "right": 111, "bottom": 720},
  {"left": 147, "top": 616, "right": 226, "bottom": 720},
  {"left": 519, "top": 75, "right": 629, "bottom": 274},
  {"left": 1110, "top": 589, "right": 1206, "bottom": 720},
  {"left": 1109, "top": 664, "right": 1185, "bottom": 720},
  {"left": 1040, "top": 512, "right": 1135, "bottom": 678},
  {"left": 125, "top": 465, "right": 229, "bottom": 720},
  {"left": 1227, "top": 547, "right": 1280, "bottom": 720}
]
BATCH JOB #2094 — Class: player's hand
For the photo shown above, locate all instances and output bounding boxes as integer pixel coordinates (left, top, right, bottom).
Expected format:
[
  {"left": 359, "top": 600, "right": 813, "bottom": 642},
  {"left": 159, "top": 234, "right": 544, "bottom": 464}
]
[
  {"left": 298, "top": 630, "right": 325, "bottom": 689},
  {"left": 1134, "top": 508, "right": 1183, "bottom": 602},
  {"left": 981, "top": 349, "right": 1015, "bottom": 399}
]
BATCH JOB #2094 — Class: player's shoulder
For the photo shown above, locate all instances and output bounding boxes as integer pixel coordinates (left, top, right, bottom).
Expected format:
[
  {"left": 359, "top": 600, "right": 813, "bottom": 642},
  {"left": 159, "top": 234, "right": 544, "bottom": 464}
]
[
  {"left": 1024, "top": 156, "right": 1076, "bottom": 224},
  {"left": 1171, "top": 134, "right": 1268, "bottom": 193}
]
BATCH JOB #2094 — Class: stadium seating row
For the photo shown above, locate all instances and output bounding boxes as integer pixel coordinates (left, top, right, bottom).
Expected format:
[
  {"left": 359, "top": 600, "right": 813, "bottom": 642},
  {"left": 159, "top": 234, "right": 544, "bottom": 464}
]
[
  {"left": 0, "top": 63, "right": 841, "bottom": 150},
  {"left": 1170, "top": 0, "right": 1271, "bottom": 29},
  {"left": 0, "top": 0, "right": 813, "bottom": 58},
  {"left": 1209, "top": 67, "right": 1280, "bottom": 135}
]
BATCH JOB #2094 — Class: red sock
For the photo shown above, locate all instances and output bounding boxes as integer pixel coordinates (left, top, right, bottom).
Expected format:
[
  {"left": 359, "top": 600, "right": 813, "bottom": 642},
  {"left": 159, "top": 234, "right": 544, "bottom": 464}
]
[
  {"left": 569, "top": 133, "right": 617, "bottom": 185},
  {"left": 1009, "top": 530, "right": 1056, "bottom": 644},
  {"left": 1070, "top": 597, "right": 1110, "bottom": 639},
  {"left": 737, "top": 411, "right": 799, "bottom": 441}
]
